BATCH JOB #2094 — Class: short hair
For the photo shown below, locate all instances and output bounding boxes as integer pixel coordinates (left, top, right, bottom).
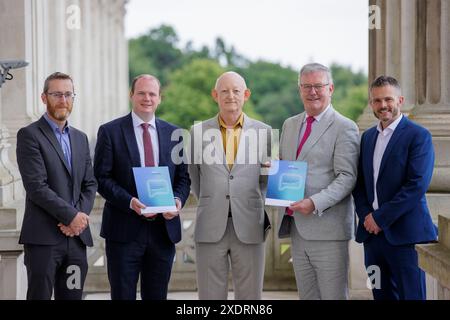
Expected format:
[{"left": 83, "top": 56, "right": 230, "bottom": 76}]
[
  {"left": 298, "top": 63, "right": 333, "bottom": 86},
  {"left": 130, "top": 74, "right": 161, "bottom": 95},
  {"left": 370, "top": 75, "right": 402, "bottom": 93},
  {"left": 43, "top": 72, "right": 74, "bottom": 93}
]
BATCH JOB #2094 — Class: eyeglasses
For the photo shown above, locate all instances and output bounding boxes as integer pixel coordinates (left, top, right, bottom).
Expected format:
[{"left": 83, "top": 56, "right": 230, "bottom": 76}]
[
  {"left": 46, "top": 92, "right": 76, "bottom": 100},
  {"left": 300, "top": 83, "right": 329, "bottom": 92}
]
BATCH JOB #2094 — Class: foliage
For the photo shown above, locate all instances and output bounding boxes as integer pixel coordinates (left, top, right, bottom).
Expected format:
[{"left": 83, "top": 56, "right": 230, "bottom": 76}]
[{"left": 129, "top": 25, "right": 368, "bottom": 129}]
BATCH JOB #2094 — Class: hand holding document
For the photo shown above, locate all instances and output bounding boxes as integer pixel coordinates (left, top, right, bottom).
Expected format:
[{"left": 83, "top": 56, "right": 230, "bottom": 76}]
[
  {"left": 132, "top": 166, "right": 177, "bottom": 214},
  {"left": 265, "top": 160, "right": 307, "bottom": 207}
]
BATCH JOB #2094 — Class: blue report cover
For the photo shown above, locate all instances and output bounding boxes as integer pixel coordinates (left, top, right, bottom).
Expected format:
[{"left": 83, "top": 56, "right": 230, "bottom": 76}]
[
  {"left": 265, "top": 160, "right": 307, "bottom": 207},
  {"left": 132, "top": 166, "right": 176, "bottom": 214}
]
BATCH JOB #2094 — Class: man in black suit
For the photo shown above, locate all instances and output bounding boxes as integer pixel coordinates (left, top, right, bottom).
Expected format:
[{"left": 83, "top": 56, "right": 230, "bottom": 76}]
[
  {"left": 16, "top": 72, "right": 97, "bottom": 300},
  {"left": 94, "top": 74, "right": 190, "bottom": 300}
]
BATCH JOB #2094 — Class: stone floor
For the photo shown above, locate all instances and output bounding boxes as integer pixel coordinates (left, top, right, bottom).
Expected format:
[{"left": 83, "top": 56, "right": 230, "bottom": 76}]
[{"left": 85, "top": 289, "right": 373, "bottom": 300}]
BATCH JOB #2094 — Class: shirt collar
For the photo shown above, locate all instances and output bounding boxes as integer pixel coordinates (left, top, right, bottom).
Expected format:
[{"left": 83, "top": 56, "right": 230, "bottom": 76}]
[
  {"left": 43, "top": 112, "right": 69, "bottom": 133},
  {"left": 304, "top": 104, "right": 331, "bottom": 123},
  {"left": 376, "top": 114, "right": 403, "bottom": 134},
  {"left": 218, "top": 112, "right": 244, "bottom": 129},
  {"left": 132, "top": 111, "right": 156, "bottom": 129}
]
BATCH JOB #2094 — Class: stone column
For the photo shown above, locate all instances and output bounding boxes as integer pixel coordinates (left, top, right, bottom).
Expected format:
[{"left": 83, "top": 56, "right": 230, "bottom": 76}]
[{"left": 362, "top": 0, "right": 450, "bottom": 299}]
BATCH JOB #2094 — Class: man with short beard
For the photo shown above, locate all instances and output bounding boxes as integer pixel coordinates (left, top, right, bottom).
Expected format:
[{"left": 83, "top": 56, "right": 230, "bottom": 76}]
[
  {"left": 353, "top": 75, "right": 437, "bottom": 300},
  {"left": 16, "top": 72, "right": 97, "bottom": 300}
]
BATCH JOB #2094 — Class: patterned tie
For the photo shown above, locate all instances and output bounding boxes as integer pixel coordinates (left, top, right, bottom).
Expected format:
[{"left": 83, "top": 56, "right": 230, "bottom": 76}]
[
  {"left": 141, "top": 123, "right": 155, "bottom": 167},
  {"left": 286, "top": 115, "right": 315, "bottom": 216}
]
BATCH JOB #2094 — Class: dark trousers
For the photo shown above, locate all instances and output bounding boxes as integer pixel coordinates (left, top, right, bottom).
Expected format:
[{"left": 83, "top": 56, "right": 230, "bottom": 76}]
[
  {"left": 24, "top": 237, "right": 88, "bottom": 300},
  {"left": 363, "top": 232, "right": 426, "bottom": 300},
  {"left": 105, "top": 216, "right": 175, "bottom": 300}
]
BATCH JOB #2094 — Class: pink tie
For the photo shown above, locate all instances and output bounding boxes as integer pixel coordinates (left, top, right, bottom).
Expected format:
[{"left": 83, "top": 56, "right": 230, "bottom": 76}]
[
  {"left": 286, "top": 116, "right": 315, "bottom": 216},
  {"left": 141, "top": 123, "right": 155, "bottom": 167}
]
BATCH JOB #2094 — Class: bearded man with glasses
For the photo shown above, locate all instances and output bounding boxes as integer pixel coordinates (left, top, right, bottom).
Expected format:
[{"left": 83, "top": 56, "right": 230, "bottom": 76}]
[{"left": 16, "top": 72, "right": 97, "bottom": 300}]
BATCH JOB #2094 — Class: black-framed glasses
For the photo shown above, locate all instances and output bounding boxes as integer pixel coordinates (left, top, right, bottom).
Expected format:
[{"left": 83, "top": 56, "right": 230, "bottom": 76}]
[
  {"left": 46, "top": 92, "right": 76, "bottom": 100},
  {"left": 300, "top": 83, "right": 329, "bottom": 92}
]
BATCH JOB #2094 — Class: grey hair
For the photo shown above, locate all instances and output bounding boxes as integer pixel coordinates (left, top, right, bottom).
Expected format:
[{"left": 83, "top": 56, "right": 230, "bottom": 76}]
[{"left": 298, "top": 63, "right": 333, "bottom": 86}]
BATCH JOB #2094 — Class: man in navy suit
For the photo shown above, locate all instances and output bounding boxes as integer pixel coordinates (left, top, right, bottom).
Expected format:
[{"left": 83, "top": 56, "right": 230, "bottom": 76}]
[
  {"left": 353, "top": 75, "right": 437, "bottom": 300},
  {"left": 94, "top": 74, "right": 190, "bottom": 300}
]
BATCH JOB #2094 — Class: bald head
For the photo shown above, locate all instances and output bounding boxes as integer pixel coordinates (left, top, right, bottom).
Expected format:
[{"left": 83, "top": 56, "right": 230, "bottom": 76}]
[
  {"left": 214, "top": 71, "right": 248, "bottom": 90},
  {"left": 212, "top": 71, "right": 251, "bottom": 119}
]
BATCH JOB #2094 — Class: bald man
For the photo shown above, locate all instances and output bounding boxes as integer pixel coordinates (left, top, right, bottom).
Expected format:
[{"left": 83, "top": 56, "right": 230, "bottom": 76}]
[{"left": 188, "top": 72, "right": 272, "bottom": 299}]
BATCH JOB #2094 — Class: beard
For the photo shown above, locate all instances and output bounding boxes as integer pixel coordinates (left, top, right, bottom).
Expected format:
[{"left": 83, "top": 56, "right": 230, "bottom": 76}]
[{"left": 47, "top": 100, "right": 72, "bottom": 121}]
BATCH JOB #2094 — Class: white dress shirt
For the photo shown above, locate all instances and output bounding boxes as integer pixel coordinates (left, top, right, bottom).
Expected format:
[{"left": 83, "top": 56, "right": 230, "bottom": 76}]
[
  {"left": 372, "top": 114, "right": 403, "bottom": 210},
  {"left": 132, "top": 111, "right": 159, "bottom": 167}
]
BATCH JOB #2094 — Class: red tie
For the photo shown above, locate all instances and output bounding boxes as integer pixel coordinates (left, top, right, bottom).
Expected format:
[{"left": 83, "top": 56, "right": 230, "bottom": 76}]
[
  {"left": 141, "top": 123, "right": 155, "bottom": 167},
  {"left": 286, "top": 115, "right": 315, "bottom": 216}
]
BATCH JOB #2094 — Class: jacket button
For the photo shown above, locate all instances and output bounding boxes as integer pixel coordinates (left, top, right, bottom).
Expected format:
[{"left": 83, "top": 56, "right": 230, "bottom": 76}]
[
  {"left": 229, "top": 175, "right": 234, "bottom": 180},
  {"left": 226, "top": 195, "right": 230, "bottom": 199}
]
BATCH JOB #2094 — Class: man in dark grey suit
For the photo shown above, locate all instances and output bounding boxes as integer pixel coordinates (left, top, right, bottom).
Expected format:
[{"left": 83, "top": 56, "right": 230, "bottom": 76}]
[{"left": 16, "top": 72, "right": 97, "bottom": 300}]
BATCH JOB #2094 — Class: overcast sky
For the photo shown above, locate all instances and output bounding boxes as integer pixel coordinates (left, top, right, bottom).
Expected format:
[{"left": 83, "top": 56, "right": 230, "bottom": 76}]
[{"left": 125, "top": 0, "right": 369, "bottom": 73}]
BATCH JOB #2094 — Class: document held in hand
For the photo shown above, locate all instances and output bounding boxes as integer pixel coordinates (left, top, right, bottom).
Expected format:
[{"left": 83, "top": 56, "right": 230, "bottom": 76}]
[
  {"left": 265, "top": 160, "right": 307, "bottom": 207},
  {"left": 132, "top": 166, "right": 177, "bottom": 214}
]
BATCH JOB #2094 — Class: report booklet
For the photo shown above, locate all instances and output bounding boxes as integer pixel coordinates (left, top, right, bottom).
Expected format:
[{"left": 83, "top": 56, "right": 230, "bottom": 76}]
[
  {"left": 132, "top": 166, "right": 176, "bottom": 214},
  {"left": 265, "top": 160, "right": 307, "bottom": 207}
]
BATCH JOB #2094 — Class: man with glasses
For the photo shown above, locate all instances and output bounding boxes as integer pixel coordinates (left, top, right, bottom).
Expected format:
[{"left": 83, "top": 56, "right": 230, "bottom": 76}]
[
  {"left": 277, "top": 63, "right": 359, "bottom": 299},
  {"left": 16, "top": 72, "right": 97, "bottom": 299}
]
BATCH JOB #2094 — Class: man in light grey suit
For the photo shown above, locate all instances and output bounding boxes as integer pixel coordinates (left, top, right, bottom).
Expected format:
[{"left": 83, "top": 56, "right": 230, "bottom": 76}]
[
  {"left": 278, "top": 63, "right": 359, "bottom": 299},
  {"left": 188, "top": 71, "right": 272, "bottom": 300}
]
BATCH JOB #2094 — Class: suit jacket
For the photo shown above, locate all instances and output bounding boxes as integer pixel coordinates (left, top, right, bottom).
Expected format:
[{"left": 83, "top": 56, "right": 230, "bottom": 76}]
[
  {"left": 352, "top": 116, "right": 437, "bottom": 245},
  {"left": 16, "top": 116, "right": 97, "bottom": 246},
  {"left": 188, "top": 114, "right": 272, "bottom": 244},
  {"left": 94, "top": 113, "right": 190, "bottom": 244},
  {"left": 277, "top": 106, "right": 360, "bottom": 241}
]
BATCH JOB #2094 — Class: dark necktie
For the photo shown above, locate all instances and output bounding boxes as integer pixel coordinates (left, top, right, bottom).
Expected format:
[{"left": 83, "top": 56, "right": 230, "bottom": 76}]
[
  {"left": 141, "top": 123, "right": 155, "bottom": 167},
  {"left": 286, "top": 115, "right": 315, "bottom": 216}
]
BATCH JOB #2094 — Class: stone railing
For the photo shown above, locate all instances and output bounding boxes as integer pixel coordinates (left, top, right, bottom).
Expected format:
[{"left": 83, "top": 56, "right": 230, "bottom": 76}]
[
  {"left": 0, "top": 201, "right": 25, "bottom": 300},
  {"left": 417, "top": 212, "right": 450, "bottom": 300},
  {"left": 84, "top": 193, "right": 297, "bottom": 293}
]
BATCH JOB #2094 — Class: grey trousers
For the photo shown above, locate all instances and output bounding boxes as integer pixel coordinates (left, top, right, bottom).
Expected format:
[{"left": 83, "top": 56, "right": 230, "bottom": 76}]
[
  {"left": 290, "top": 221, "right": 350, "bottom": 300},
  {"left": 195, "top": 217, "right": 265, "bottom": 300}
]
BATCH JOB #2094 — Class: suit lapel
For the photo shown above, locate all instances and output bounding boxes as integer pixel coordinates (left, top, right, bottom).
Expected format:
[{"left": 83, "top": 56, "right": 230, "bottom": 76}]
[
  {"left": 298, "top": 108, "right": 334, "bottom": 160},
  {"left": 155, "top": 118, "right": 167, "bottom": 165},
  {"left": 232, "top": 114, "right": 252, "bottom": 173},
  {"left": 284, "top": 114, "right": 303, "bottom": 161},
  {"left": 70, "top": 130, "right": 81, "bottom": 182},
  {"left": 205, "top": 117, "right": 229, "bottom": 172},
  {"left": 38, "top": 117, "right": 72, "bottom": 176},
  {"left": 378, "top": 116, "right": 408, "bottom": 177},
  {"left": 121, "top": 113, "right": 141, "bottom": 167},
  {"left": 364, "top": 128, "right": 378, "bottom": 197}
]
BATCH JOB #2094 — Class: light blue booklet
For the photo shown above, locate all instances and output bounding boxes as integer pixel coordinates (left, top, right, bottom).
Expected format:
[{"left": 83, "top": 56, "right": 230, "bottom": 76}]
[
  {"left": 265, "top": 160, "right": 307, "bottom": 207},
  {"left": 132, "top": 166, "right": 176, "bottom": 214}
]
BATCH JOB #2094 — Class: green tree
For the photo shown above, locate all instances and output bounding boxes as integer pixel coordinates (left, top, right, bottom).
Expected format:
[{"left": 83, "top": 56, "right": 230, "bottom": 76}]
[
  {"left": 333, "top": 84, "right": 368, "bottom": 121},
  {"left": 237, "top": 61, "right": 300, "bottom": 129},
  {"left": 158, "top": 59, "right": 224, "bottom": 129},
  {"left": 159, "top": 59, "right": 260, "bottom": 129},
  {"left": 128, "top": 25, "right": 183, "bottom": 85}
]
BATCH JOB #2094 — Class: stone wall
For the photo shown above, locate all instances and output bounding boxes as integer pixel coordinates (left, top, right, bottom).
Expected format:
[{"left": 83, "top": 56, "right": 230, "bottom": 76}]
[{"left": 0, "top": 0, "right": 129, "bottom": 299}]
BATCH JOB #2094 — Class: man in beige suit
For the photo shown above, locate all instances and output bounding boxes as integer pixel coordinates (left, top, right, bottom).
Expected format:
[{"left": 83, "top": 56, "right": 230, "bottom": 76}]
[
  {"left": 278, "top": 63, "right": 359, "bottom": 299},
  {"left": 188, "top": 71, "right": 271, "bottom": 300}
]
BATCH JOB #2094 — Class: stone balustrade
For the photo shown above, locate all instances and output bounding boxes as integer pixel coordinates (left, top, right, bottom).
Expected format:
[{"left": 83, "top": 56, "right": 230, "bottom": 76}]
[{"left": 417, "top": 213, "right": 450, "bottom": 300}]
